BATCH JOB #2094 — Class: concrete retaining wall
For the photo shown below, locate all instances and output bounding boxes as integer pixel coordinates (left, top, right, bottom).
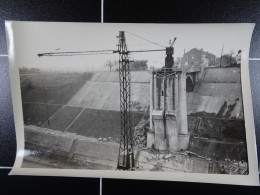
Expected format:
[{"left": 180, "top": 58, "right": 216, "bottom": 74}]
[
  {"left": 187, "top": 93, "right": 243, "bottom": 118},
  {"left": 194, "top": 83, "right": 242, "bottom": 97},
  {"left": 25, "top": 125, "right": 214, "bottom": 172},
  {"left": 187, "top": 67, "right": 243, "bottom": 119},
  {"left": 24, "top": 125, "right": 119, "bottom": 168},
  {"left": 203, "top": 67, "right": 241, "bottom": 83},
  {"left": 74, "top": 138, "right": 119, "bottom": 168},
  {"left": 25, "top": 126, "right": 75, "bottom": 153}
]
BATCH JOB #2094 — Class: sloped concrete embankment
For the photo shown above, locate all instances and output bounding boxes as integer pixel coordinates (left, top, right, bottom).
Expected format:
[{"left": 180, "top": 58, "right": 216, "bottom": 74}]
[
  {"left": 90, "top": 71, "right": 150, "bottom": 83},
  {"left": 24, "top": 125, "right": 119, "bottom": 168},
  {"left": 68, "top": 71, "right": 150, "bottom": 112},
  {"left": 67, "top": 69, "right": 243, "bottom": 117},
  {"left": 187, "top": 67, "right": 243, "bottom": 119},
  {"left": 187, "top": 67, "right": 246, "bottom": 161}
]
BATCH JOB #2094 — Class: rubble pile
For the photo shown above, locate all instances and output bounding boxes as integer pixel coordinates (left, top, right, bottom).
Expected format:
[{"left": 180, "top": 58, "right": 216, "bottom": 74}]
[
  {"left": 134, "top": 131, "right": 147, "bottom": 148},
  {"left": 97, "top": 137, "right": 112, "bottom": 142},
  {"left": 136, "top": 150, "right": 193, "bottom": 172},
  {"left": 133, "top": 117, "right": 149, "bottom": 148}
]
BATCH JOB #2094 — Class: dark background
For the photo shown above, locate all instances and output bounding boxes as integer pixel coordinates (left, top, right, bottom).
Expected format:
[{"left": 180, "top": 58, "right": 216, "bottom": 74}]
[{"left": 0, "top": 0, "right": 260, "bottom": 194}]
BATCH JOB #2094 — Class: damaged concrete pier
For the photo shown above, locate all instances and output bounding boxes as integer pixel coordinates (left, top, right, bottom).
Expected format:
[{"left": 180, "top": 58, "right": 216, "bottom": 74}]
[{"left": 148, "top": 47, "right": 201, "bottom": 152}]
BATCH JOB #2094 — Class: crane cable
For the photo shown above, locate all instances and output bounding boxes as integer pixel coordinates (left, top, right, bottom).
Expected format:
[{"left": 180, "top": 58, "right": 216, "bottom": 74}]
[{"left": 125, "top": 31, "right": 166, "bottom": 49}]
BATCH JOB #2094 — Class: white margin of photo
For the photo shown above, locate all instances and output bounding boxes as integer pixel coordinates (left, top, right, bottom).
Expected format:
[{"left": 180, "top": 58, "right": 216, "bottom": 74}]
[{"left": 6, "top": 21, "right": 259, "bottom": 186}]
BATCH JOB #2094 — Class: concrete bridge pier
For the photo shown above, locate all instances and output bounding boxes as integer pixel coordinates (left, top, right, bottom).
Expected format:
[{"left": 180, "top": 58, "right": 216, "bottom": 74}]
[
  {"left": 177, "top": 70, "right": 190, "bottom": 150},
  {"left": 147, "top": 71, "right": 155, "bottom": 148},
  {"left": 165, "top": 77, "right": 178, "bottom": 151},
  {"left": 147, "top": 68, "right": 190, "bottom": 152},
  {"left": 153, "top": 110, "right": 167, "bottom": 150},
  {"left": 147, "top": 46, "right": 190, "bottom": 152}
]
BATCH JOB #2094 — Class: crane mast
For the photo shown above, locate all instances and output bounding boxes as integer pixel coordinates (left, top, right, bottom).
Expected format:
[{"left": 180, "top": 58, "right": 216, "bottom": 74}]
[
  {"left": 37, "top": 30, "right": 166, "bottom": 171},
  {"left": 115, "top": 31, "right": 135, "bottom": 170}
]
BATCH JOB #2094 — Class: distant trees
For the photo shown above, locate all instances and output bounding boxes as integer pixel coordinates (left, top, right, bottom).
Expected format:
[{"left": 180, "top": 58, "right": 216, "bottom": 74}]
[
  {"left": 130, "top": 60, "right": 148, "bottom": 71},
  {"left": 106, "top": 59, "right": 148, "bottom": 71},
  {"left": 216, "top": 50, "right": 237, "bottom": 67},
  {"left": 104, "top": 60, "right": 118, "bottom": 72},
  {"left": 131, "top": 100, "right": 149, "bottom": 112},
  {"left": 131, "top": 101, "right": 142, "bottom": 111},
  {"left": 221, "top": 54, "right": 236, "bottom": 67}
]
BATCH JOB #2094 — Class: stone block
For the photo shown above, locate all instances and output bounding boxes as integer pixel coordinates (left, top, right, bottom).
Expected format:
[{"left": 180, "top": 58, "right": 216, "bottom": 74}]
[
  {"left": 165, "top": 115, "right": 178, "bottom": 151},
  {"left": 153, "top": 119, "right": 167, "bottom": 150},
  {"left": 178, "top": 133, "right": 190, "bottom": 151},
  {"left": 147, "top": 131, "right": 155, "bottom": 148}
]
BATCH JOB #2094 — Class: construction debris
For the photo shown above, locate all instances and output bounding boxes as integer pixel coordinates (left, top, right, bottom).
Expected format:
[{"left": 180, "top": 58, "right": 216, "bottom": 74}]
[
  {"left": 134, "top": 127, "right": 148, "bottom": 148},
  {"left": 133, "top": 112, "right": 149, "bottom": 148},
  {"left": 97, "top": 137, "right": 112, "bottom": 142},
  {"left": 164, "top": 154, "right": 173, "bottom": 159}
]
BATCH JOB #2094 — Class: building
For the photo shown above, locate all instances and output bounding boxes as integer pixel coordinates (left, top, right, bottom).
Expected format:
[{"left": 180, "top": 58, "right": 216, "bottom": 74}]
[
  {"left": 175, "top": 57, "right": 183, "bottom": 67},
  {"left": 181, "top": 48, "right": 216, "bottom": 67}
]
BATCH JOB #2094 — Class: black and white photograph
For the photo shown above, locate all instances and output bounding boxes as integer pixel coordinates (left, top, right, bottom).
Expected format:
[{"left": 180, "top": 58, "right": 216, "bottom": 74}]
[{"left": 6, "top": 22, "right": 259, "bottom": 185}]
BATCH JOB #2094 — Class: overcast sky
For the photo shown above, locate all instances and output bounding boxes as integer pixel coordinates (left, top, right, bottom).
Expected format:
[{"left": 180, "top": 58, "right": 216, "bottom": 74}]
[{"left": 6, "top": 22, "right": 254, "bottom": 72}]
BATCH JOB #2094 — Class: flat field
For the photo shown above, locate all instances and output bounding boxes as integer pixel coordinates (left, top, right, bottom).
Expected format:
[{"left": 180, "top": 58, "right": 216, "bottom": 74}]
[
  {"left": 20, "top": 72, "right": 93, "bottom": 104},
  {"left": 66, "top": 108, "right": 144, "bottom": 140},
  {"left": 22, "top": 103, "right": 61, "bottom": 126},
  {"left": 42, "top": 106, "right": 83, "bottom": 131}
]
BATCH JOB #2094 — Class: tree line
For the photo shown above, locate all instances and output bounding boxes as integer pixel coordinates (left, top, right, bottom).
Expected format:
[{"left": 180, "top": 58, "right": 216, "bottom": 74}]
[{"left": 104, "top": 60, "right": 148, "bottom": 71}]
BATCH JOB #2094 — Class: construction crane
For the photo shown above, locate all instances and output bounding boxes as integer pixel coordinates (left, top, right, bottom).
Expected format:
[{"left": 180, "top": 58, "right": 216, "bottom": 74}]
[
  {"left": 114, "top": 31, "right": 135, "bottom": 170},
  {"left": 38, "top": 31, "right": 167, "bottom": 170}
]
